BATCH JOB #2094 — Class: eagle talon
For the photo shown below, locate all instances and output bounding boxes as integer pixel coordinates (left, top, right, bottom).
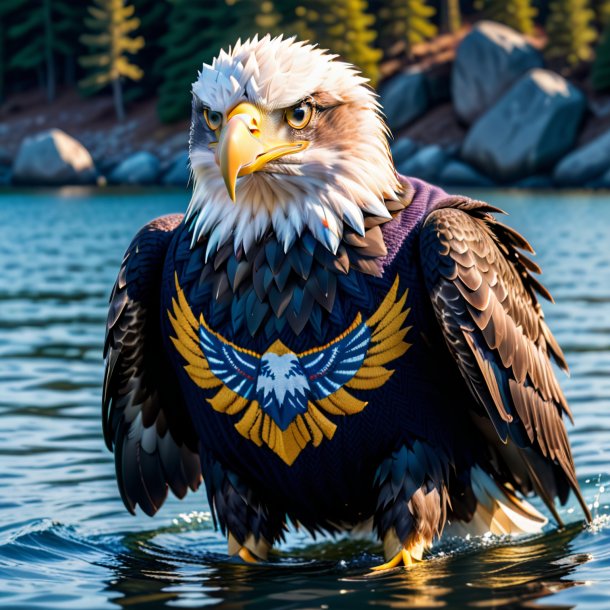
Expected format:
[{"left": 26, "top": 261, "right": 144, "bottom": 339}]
[
  {"left": 237, "top": 547, "right": 259, "bottom": 563},
  {"left": 370, "top": 548, "right": 416, "bottom": 572}
]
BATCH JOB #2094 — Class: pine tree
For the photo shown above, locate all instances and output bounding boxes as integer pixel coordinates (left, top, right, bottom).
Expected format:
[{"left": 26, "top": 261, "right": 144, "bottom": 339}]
[
  {"left": 2, "top": 0, "right": 79, "bottom": 102},
  {"left": 156, "top": 0, "right": 234, "bottom": 123},
  {"left": 53, "top": 2, "right": 88, "bottom": 88},
  {"left": 315, "top": 0, "right": 382, "bottom": 85},
  {"left": 0, "top": 1, "right": 19, "bottom": 103},
  {"left": 251, "top": 0, "right": 282, "bottom": 34},
  {"left": 441, "top": 0, "right": 461, "bottom": 33},
  {"left": 593, "top": 0, "right": 610, "bottom": 28},
  {"left": 0, "top": 1, "right": 36, "bottom": 101},
  {"left": 228, "top": 0, "right": 283, "bottom": 42},
  {"left": 592, "top": 24, "right": 610, "bottom": 89},
  {"left": 4, "top": 0, "right": 56, "bottom": 100},
  {"left": 545, "top": 0, "right": 597, "bottom": 66},
  {"left": 0, "top": 20, "right": 6, "bottom": 103},
  {"left": 79, "top": 0, "right": 145, "bottom": 121},
  {"left": 378, "top": 0, "right": 438, "bottom": 59},
  {"left": 156, "top": 0, "right": 286, "bottom": 123},
  {"left": 475, "top": 0, "right": 537, "bottom": 35},
  {"left": 128, "top": 0, "right": 170, "bottom": 100},
  {"left": 275, "top": 0, "right": 316, "bottom": 41}
]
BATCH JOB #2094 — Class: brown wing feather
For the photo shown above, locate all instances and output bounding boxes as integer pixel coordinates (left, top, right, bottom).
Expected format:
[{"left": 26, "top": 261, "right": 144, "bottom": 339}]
[
  {"left": 103, "top": 215, "right": 202, "bottom": 516},
  {"left": 420, "top": 198, "right": 589, "bottom": 521}
]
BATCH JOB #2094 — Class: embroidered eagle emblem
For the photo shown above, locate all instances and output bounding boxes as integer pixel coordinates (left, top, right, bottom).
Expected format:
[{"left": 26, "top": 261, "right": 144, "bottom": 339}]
[{"left": 169, "top": 275, "right": 412, "bottom": 465}]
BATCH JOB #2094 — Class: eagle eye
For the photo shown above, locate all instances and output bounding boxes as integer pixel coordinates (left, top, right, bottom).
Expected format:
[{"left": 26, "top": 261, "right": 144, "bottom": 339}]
[
  {"left": 285, "top": 101, "right": 313, "bottom": 130},
  {"left": 204, "top": 109, "right": 222, "bottom": 131}
]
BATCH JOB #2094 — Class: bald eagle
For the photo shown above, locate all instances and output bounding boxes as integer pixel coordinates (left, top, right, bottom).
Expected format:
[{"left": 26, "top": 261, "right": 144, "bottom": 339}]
[{"left": 103, "top": 35, "right": 590, "bottom": 569}]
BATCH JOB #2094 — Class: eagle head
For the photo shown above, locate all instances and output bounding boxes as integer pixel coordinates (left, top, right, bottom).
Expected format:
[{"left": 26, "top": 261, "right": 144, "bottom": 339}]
[{"left": 187, "top": 34, "right": 402, "bottom": 257}]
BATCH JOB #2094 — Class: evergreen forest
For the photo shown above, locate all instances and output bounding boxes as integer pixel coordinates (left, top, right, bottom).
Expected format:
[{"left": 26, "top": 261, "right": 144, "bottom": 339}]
[{"left": 1, "top": 0, "right": 610, "bottom": 122}]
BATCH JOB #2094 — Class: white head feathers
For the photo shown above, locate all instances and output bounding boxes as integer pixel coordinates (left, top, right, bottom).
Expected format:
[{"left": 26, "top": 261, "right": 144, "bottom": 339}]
[{"left": 187, "top": 34, "right": 400, "bottom": 257}]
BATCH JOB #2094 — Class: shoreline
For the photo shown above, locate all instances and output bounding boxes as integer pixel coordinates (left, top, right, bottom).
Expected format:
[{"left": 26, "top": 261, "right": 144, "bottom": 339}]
[
  {"left": 4, "top": 22, "right": 610, "bottom": 191},
  {"left": 3, "top": 184, "right": 610, "bottom": 195}
]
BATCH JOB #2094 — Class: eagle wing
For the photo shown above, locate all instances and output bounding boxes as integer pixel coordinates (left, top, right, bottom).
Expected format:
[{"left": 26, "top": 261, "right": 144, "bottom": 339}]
[
  {"left": 103, "top": 215, "right": 202, "bottom": 517},
  {"left": 419, "top": 198, "right": 590, "bottom": 521}
]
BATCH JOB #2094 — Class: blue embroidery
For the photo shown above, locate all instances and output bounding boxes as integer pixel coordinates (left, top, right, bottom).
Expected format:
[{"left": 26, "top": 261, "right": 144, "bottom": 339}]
[{"left": 198, "top": 317, "right": 372, "bottom": 430}]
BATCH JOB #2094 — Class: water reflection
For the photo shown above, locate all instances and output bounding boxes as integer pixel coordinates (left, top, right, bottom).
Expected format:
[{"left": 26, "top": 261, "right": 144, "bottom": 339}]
[{"left": 99, "top": 524, "right": 592, "bottom": 609}]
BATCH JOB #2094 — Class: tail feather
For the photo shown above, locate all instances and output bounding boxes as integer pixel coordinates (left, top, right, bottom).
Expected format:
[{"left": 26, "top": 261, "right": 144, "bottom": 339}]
[{"left": 444, "top": 466, "right": 547, "bottom": 538}]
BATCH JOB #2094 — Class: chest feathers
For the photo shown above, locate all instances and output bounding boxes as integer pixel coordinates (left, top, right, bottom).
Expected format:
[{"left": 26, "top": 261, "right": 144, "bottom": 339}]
[{"left": 179, "top": 186, "right": 411, "bottom": 342}]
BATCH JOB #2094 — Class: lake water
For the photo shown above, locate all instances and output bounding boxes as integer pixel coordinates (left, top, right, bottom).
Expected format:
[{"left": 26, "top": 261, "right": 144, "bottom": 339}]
[{"left": 0, "top": 188, "right": 609, "bottom": 610}]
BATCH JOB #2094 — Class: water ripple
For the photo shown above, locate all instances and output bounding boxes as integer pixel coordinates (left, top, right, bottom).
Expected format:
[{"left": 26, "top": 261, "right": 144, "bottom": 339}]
[{"left": 0, "top": 189, "right": 609, "bottom": 609}]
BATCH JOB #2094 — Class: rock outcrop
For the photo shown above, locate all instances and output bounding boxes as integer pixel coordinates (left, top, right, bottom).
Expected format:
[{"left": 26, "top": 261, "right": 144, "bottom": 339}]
[
  {"left": 379, "top": 69, "right": 429, "bottom": 131},
  {"left": 109, "top": 151, "right": 160, "bottom": 185},
  {"left": 452, "top": 21, "right": 543, "bottom": 125},
  {"left": 395, "top": 144, "right": 450, "bottom": 182},
  {"left": 461, "top": 69, "right": 586, "bottom": 182},
  {"left": 553, "top": 130, "right": 610, "bottom": 186},
  {"left": 162, "top": 151, "right": 190, "bottom": 187},
  {"left": 438, "top": 160, "right": 495, "bottom": 187},
  {"left": 390, "top": 137, "right": 420, "bottom": 168},
  {"left": 590, "top": 167, "right": 610, "bottom": 188},
  {"left": 0, "top": 165, "right": 11, "bottom": 186},
  {"left": 12, "top": 129, "right": 96, "bottom": 186}
]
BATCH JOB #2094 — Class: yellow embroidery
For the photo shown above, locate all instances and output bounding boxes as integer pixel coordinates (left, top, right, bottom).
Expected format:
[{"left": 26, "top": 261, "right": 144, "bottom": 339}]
[{"left": 169, "top": 274, "right": 412, "bottom": 465}]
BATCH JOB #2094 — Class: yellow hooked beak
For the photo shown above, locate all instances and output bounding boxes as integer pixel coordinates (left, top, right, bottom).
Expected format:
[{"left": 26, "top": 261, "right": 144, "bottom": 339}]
[{"left": 215, "top": 102, "right": 308, "bottom": 201}]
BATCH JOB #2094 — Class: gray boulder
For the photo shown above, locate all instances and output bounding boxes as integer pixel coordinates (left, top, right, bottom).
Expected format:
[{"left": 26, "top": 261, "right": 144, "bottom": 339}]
[
  {"left": 587, "top": 167, "right": 610, "bottom": 188},
  {"left": 162, "top": 152, "right": 190, "bottom": 187},
  {"left": 0, "top": 146, "right": 12, "bottom": 166},
  {"left": 452, "top": 21, "right": 543, "bottom": 125},
  {"left": 13, "top": 129, "right": 96, "bottom": 185},
  {"left": 438, "top": 160, "right": 495, "bottom": 187},
  {"left": 0, "top": 165, "right": 11, "bottom": 186},
  {"left": 379, "top": 69, "right": 429, "bottom": 131},
  {"left": 390, "top": 137, "right": 420, "bottom": 167},
  {"left": 396, "top": 145, "right": 450, "bottom": 182},
  {"left": 109, "top": 151, "right": 160, "bottom": 185},
  {"left": 425, "top": 62, "right": 452, "bottom": 105},
  {"left": 461, "top": 69, "right": 586, "bottom": 183},
  {"left": 553, "top": 130, "right": 610, "bottom": 186},
  {"left": 514, "top": 175, "right": 554, "bottom": 189}
]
